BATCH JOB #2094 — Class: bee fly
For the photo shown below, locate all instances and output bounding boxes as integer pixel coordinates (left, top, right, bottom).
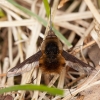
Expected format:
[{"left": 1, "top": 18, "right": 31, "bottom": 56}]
[{"left": 7, "top": 13, "right": 94, "bottom": 77}]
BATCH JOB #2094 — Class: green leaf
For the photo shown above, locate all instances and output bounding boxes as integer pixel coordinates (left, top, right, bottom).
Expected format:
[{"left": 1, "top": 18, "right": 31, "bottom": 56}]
[
  {"left": 7, "top": 0, "right": 72, "bottom": 47},
  {"left": 43, "top": 0, "right": 50, "bottom": 18},
  {"left": 0, "top": 84, "right": 64, "bottom": 95}
]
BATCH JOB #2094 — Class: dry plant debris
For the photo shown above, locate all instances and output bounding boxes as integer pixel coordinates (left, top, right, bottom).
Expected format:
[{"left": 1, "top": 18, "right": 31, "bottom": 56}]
[
  {"left": 0, "top": 0, "right": 100, "bottom": 100},
  {"left": 0, "top": 94, "right": 14, "bottom": 100}
]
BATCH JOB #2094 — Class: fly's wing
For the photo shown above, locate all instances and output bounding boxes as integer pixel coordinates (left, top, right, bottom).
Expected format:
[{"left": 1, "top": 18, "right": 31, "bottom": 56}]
[
  {"left": 7, "top": 51, "right": 42, "bottom": 77},
  {"left": 62, "top": 50, "right": 94, "bottom": 74}
]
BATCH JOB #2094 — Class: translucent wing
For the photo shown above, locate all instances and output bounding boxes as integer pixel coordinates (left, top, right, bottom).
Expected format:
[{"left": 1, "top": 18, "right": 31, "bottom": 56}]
[
  {"left": 62, "top": 50, "right": 94, "bottom": 74},
  {"left": 7, "top": 51, "right": 42, "bottom": 77}
]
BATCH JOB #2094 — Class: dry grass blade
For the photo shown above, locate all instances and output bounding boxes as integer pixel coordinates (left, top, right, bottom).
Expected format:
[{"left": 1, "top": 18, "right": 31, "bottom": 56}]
[
  {"left": 84, "top": 0, "right": 100, "bottom": 24},
  {"left": 58, "top": 0, "right": 69, "bottom": 8}
]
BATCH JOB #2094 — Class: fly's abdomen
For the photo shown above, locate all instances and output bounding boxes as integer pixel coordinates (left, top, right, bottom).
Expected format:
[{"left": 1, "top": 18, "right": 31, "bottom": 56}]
[{"left": 39, "top": 54, "right": 65, "bottom": 74}]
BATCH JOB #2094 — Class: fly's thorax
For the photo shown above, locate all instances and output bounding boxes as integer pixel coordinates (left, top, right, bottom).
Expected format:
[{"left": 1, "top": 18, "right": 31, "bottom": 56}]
[{"left": 41, "top": 30, "right": 63, "bottom": 54}]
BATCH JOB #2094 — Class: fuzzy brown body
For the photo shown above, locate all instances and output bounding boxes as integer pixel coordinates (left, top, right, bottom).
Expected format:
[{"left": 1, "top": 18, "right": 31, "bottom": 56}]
[{"left": 39, "top": 30, "right": 65, "bottom": 74}]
